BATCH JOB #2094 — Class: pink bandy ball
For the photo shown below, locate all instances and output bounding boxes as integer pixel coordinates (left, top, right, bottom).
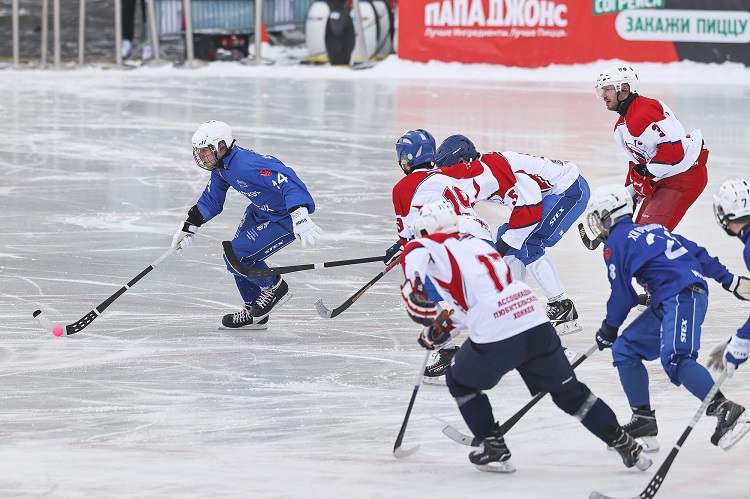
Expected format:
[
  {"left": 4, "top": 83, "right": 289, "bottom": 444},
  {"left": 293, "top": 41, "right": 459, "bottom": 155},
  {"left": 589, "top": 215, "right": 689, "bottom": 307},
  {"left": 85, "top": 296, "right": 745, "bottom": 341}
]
[{"left": 52, "top": 326, "right": 64, "bottom": 337}]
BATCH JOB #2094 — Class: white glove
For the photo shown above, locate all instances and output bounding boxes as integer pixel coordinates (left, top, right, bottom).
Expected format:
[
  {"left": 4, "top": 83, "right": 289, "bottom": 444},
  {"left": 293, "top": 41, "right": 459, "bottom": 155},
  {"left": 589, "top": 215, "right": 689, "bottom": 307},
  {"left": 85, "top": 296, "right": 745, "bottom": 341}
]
[
  {"left": 723, "top": 275, "right": 750, "bottom": 300},
  {"left": 291, "top": 207, "right": 323, "bottom": 248},
  {"left": 171, "top": 222, "right": 199, "bottom": 251},
  {"left": 707, "top": 335, "right": 750, "bottom": 378}
]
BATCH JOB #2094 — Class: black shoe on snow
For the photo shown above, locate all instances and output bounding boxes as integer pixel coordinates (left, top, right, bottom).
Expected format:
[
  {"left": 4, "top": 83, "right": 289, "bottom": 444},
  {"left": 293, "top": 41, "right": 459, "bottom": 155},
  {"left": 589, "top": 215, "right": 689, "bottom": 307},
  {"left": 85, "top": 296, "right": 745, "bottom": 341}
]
[
  {"left": 251, "top": 276, "right": 291, "bottom": 320},
  {"left": 707, "top": 398, "right": 746, "bottom": 447},
  {"left": 424, "top": 345, "right": 459, "bottom": 378},
  {"left": 221, "top": 307, "right": 270, "bottom": 330},
  {"left": 609, "top": 426, "right": 652, "bottom": 471},
  {"left": 622, "top": 408, "right": 659, "bottom": 452},
  {"left": 469, "top": 424, "right": 515, "bottom": 473}
]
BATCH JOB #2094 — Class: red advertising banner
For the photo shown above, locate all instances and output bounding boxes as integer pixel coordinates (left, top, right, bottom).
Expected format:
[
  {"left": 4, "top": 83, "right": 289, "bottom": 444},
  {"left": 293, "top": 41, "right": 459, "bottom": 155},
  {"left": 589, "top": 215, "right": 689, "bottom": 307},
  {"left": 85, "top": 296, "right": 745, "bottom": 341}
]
[{"left": 397, "top": 0, "right": 698, "bottom": 67}]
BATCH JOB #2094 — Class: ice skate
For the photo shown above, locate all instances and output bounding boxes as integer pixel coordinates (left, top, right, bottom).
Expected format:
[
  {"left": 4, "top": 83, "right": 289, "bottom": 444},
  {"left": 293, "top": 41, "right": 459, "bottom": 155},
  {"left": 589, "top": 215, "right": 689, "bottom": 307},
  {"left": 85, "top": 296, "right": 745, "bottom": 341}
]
[
  {"left": 220, "top": 306, "right": 270, "bottom": 330},
  {"left": 423, "top": 345, "right": 459, "bottom": 380},
  {"left": 547, "top": 299, "right": 582, "bottom": 335},
  {"left": 609, "top": 426, "right": 652, "bottom": 471},
  {"left": 622, "top": 409, "right": 660, "bottom": 452},
  {"left": 251, "top": 276, "right": 291, "bottom": 320},
  {"left": 707, "top": 398, "right": 749, "bottom": 450},
  {"left": 469, "top": 424, "right": 516, "bottom": 473}
]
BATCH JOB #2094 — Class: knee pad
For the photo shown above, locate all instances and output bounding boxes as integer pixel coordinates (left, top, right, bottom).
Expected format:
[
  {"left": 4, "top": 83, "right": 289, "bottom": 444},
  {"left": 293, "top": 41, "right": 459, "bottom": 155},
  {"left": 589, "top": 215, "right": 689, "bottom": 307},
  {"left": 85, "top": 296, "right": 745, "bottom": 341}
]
[{"left": 550, "top": 381, "right": 592, "bottom": 416}]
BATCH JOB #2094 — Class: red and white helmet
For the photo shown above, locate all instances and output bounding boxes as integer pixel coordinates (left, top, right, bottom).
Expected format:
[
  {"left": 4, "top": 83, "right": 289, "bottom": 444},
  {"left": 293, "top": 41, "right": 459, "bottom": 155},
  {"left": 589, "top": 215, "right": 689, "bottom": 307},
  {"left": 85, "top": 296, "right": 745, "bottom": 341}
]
[
  {"left": 595, "top": 65, "right": 639, "bottom": 98},
  {"left": 192, "top": 120, "right": 234, "bottom": 171}
]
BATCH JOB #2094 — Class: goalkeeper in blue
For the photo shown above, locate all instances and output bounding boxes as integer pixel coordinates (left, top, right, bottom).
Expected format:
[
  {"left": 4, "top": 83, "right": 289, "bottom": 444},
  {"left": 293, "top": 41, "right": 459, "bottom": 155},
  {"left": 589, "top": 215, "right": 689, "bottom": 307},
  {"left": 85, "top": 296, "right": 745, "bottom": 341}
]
[
  {"left": 706, "top": 178, "right": 750, "bottom": 449},
  {"left": 586, "top": 184, "right": 749, "bottom": 453}
]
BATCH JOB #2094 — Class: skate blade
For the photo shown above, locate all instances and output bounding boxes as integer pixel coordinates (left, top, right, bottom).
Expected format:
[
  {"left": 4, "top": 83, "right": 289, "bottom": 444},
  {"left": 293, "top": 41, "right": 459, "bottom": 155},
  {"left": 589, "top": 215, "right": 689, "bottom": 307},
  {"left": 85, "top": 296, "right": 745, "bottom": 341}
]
[
  {"left": 474, "top": 459, "right": 516, "bottom": 473},
  {"left": 719, "top": 410, "right": 750, "bottom": 451},
  {"left": 252, "top": 293, "right": 292, "bottom": 321},
  {"left": 422, "top": 376, "right": 446, "bottom": 386},
  {"left": 607, "top": 435, "right": 660, "bottom": 453},
  {"left": 555, "top": 320, "right": 582, "bottom": 336},
  {"left": 218, "top": 323, "right": 269, "bottom": 331}
]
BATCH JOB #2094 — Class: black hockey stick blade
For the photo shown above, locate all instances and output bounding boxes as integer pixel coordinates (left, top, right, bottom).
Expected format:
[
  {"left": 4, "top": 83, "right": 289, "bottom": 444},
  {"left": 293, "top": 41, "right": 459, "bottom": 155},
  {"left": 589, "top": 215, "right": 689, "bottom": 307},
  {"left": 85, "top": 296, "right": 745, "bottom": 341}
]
[
  {"left": 590, "top": 370, "right": 727, "bottom": 499},
  {"left": 444, "top": 344, "right": 599, "bottom": 447},
  {"left": 315, "top": 260, "right": 399, "bottom": 319},
  {"left": 222, "top": 240, "right": 383, "bottom": 277},
  {"left": 393, "top": 350, "right": 432, "bottom": 459},
  {"left": 578, "top": 223, "right": 601, "bottom": 251},
  {"left": 32, "top": 247, "right": 177, "bottom": 336}
]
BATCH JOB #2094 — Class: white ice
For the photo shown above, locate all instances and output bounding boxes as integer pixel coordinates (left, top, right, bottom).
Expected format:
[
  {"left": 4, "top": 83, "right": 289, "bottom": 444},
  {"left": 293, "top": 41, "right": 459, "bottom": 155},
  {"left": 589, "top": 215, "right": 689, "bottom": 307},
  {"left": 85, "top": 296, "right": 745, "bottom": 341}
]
[{"left": 1, "top": 56, "right": 749, "bottom": 498}]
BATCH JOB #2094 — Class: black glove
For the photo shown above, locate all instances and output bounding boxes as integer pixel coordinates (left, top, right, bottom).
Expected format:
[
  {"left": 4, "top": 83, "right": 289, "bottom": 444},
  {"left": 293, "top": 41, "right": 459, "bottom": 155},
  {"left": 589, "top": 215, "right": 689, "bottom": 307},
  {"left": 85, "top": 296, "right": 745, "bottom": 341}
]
[
  {"left": 401, "top": 276, "right": 437, "bottom": 326},
  {"left": 596, "top": 320, "right": 618, "bottom": 350},
  {"left": 723, "top": 275, "right": 750, "bottom": 301},
  {"left": 384, "top": 241, "right": 403, "bottom": 266},
  {"left": 418, "top": 310, "right": 454, "bottom": 350}
]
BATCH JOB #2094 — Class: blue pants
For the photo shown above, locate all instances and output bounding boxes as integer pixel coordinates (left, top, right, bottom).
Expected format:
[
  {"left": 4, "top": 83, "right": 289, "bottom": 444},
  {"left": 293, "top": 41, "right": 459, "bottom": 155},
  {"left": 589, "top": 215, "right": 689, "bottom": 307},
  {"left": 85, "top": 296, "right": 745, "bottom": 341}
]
[
  {"left": 611, "top": 287, "right": 714, "bottom": 408},
  {"left": 446, "top": 322, "right": 619, "bottom": 445},
  {"left": 223, "top": 206, "right": 296, "bottom": 305},
  {"left": 497, "top": 176, "right": 590, "bottom": 265}
]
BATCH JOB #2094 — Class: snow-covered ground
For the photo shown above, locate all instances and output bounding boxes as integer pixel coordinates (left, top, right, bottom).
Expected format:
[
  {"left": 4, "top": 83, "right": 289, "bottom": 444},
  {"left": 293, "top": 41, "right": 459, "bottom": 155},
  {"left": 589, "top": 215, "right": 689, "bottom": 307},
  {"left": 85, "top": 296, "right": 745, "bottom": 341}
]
[{"left": 1, "top": 56, "right": 749, "bottom": 498}]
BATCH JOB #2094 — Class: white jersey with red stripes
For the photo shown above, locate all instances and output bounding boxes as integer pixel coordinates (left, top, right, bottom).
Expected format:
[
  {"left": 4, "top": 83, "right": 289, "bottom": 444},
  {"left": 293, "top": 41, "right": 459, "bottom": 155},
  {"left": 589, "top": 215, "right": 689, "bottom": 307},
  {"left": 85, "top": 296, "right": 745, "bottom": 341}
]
[
  {"left": 391, "top": 163, "right": 495, "bottom": 243},
  {"left": 472, "top": 151, "right": 581, "bottom": 250},
  {"left": 401, "top": 232, "right": 549, "bottom": 344},
  {"left": 614, "top": 96, "right": 703, "bottom": 181}
]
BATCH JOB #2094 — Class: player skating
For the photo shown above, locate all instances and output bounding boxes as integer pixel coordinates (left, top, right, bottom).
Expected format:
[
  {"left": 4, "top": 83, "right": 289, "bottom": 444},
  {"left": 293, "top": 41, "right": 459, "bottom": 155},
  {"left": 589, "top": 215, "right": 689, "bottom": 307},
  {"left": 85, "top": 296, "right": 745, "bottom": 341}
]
[
  {"left": 435, "top": 134, "right": 589, "bottom": 335},
  {"left": 399, "top": 200, "right": 651, "bottom": 473},
  {"left": 706, "top": 178, "right": 750, "bottom": 449},
  {"left": 172, "top": 120, "right": 322, "bottom": 329},
  {"left": 387, "top": 129, "right": 499, "bottom": 379},
  {"left": 594, "top": 65, "right": 708, "bottom": 231},
  {"left": 586, "top": 184, "right": 749, "bottom": 452}
]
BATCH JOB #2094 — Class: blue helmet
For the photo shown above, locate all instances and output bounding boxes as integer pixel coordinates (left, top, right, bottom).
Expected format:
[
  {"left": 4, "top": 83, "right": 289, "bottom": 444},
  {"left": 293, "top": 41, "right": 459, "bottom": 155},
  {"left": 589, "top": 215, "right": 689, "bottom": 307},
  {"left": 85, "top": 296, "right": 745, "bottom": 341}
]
[
  {"left": 395, "top": 129, "right": 436, "bottom": 173},
  {"left": 435, "top": 134, "right": 479, "bottom": 167}
]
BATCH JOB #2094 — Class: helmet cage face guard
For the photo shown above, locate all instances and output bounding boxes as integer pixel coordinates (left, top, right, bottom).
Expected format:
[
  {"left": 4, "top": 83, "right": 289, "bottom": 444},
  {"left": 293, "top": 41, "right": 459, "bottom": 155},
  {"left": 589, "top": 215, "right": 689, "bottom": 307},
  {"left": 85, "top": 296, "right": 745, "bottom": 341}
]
[
  {"left": 395, "top": 129, "right": 435, "bottom": 174},
  {"left": 586, "top": 185, "right": 634, "bottom": 241},
  {"left": 192, "top": 120, "right": 233, "bottom": 171},
  {"left": 193, "top": 144, "right": 220, "bottom": 171}
]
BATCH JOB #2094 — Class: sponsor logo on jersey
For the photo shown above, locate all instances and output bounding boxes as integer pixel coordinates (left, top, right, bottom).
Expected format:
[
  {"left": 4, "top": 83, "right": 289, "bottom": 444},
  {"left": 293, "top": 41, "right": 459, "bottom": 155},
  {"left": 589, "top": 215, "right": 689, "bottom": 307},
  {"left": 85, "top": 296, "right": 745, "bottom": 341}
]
[
  {"left": 236, "top": 180, "right": 249, "bottom": 188},
  {"left": 260, "top": 169, "right": 272, "bottom": 176},
  {"left": 244, "top": 190, "right": 261, "bottom": 197},
  {"left": 604, "top": 248, "right": 612, "bottom": 260},
  {"left": 257, "top": 221, "right": 270, "bottom": 231}
]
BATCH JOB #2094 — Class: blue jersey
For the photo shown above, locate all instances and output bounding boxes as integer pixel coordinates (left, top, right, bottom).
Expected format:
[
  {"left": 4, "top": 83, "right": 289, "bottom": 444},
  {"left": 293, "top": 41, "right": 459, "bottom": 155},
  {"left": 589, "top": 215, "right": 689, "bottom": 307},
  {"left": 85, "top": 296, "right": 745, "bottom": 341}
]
[
  {"left": 603, "top": 219, "right": 734, "bottom": 328},
  {"left": 739, "top": 228, "right": 750, "bottom": 340},
  {"left": 195, "top": 146, "right": 315, "bottom": 223}
]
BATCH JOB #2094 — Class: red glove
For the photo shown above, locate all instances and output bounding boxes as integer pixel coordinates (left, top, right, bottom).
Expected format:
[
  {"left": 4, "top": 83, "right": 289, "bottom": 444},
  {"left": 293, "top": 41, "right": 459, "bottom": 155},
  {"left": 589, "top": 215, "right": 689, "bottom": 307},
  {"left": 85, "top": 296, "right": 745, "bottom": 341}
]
[
  {"left": 418, "top": 310, "right": 454, "bottom": 350},
  {"left": 627, "top": 162, "right": 655, "bottom": 197}
]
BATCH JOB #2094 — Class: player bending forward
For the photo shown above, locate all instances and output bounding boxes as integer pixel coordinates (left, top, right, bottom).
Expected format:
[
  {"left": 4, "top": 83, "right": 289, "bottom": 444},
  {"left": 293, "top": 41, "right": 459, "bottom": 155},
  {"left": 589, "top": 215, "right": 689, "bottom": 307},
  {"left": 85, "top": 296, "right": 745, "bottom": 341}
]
[
  {"left": 587, "top": 184, "right": 749, "bottom": 452},
  {"left": 706, "top": 178, "right": 750, "bottom": 449},
  {"left": 388, "top": 129, "right": 498, "bottom": 379},
  {"left": 399, "top": 200, "right": 651, "bottom": 473},
  {"left": 171, "top": 120, "right": 322, "bottom": 329},
  {"left": 435, "top": 134, "right": 589, "bottom": 335}
]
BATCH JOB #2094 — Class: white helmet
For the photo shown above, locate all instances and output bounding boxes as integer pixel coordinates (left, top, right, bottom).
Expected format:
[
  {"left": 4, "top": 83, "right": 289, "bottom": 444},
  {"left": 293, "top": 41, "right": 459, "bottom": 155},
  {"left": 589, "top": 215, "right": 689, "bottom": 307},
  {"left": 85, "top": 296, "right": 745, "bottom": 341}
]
[
  {"left": 413, "top": 200, "right": 459, "bottom": 237},
  {"left": 586, "top": 184, "right": 634, "bottom": 241},
  {"left": 192, "top": 120, "right": 234, "bottom": 171},
  {"left": 713, "top": 178, "right": 750, "bottom": 235},
  {"left": 595, "top": 65, "right": 639, "bottom": 98}
]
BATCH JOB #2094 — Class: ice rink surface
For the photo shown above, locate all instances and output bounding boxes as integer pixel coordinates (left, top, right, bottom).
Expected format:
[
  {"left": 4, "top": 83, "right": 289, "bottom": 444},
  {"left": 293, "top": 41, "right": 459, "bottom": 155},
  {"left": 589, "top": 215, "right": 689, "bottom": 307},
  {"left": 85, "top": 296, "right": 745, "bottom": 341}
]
[{"left": 1, "top": 59, "right": 749, "bottom": 498}]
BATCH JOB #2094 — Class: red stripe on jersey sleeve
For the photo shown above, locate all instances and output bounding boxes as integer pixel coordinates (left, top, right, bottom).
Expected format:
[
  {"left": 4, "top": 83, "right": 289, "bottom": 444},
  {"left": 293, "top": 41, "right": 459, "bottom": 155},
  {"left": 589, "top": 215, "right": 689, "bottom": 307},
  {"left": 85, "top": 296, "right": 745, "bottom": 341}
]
[
  {"left": 650, "top": 140, "right": 686, "bottom": 166},
  {"left": 480, "top": 153, "right": 516, "bottom": 193},
  {"left": 438, "top": 161, "right": 485, "bottom": 180},
  {"left": 509, "top": 203, "right": 543, "bottom": 229}
]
